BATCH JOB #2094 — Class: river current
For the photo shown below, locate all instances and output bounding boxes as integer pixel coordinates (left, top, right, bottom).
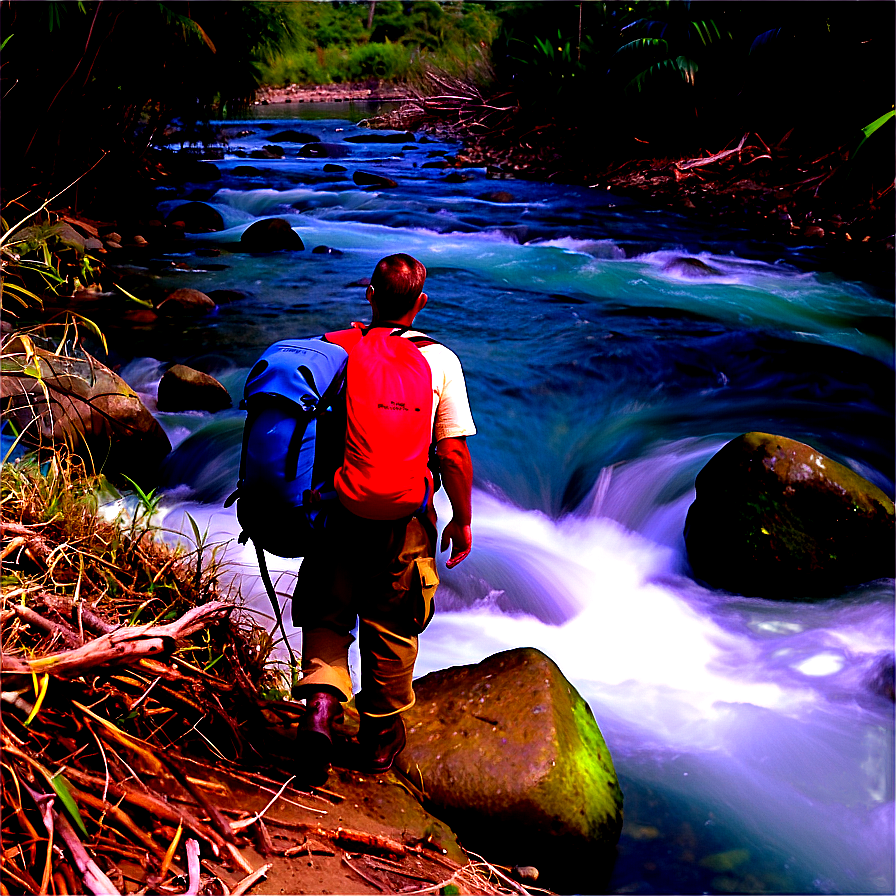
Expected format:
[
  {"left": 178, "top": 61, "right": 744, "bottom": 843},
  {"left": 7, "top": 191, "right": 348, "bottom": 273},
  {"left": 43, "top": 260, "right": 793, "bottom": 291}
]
[{"left": 114, "top": 103, "right": 893, "bottom": 894}]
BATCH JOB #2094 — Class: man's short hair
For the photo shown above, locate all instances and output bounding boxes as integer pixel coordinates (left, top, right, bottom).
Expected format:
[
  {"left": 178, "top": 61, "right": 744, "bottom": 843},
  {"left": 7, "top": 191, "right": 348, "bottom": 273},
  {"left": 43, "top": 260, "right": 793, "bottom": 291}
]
[{"left": 370, "top": 254, "right": 426, "bottom": 320}]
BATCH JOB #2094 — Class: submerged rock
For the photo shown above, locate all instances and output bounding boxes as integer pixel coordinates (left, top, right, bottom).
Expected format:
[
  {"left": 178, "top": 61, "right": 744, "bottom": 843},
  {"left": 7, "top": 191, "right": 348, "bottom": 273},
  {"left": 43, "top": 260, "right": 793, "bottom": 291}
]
[
  {"left": 476, "top": 190, "right": 516, "bottom": 203},
  {"left": 0, "top": 342, "right": 171, "bottom": 474},
  {"left": 239, "top": 218, "right": 304, "bottom": 252},
  {"left": 269, "top": 129, "right": 320, "bottom": 143},
  {"left": 157, "top": 288, "right": 217, "bottom": 316},
  {"left": 397, "top": 647, "right": 623, "bottom": 888},
  {"left": 157, "top": 365, "right": 232, "bottom": 413},
  {"left": 684, "top": 432, "right": 895, "bottom": 597},
  {"left": 298, "top": 142, "right": 350, "bottom": 159},
  {"left": 662, "top": 256, "right": 723, "bottom": 277},
  {"left": 353, "top": 170, "right": 398, "bottom": 188}
]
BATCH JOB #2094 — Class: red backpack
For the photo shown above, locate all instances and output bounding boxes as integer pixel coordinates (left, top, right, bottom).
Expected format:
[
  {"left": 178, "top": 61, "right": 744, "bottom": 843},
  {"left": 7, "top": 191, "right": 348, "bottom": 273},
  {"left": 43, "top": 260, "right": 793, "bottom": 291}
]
[{"left": 325, "top": 324, "right": 435, "bottom": 520}]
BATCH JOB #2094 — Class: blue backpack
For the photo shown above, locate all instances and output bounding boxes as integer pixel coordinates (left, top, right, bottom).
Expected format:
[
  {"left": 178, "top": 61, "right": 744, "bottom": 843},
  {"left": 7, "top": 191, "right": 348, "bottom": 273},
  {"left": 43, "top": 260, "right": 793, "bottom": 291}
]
[
  {"left": 226, "top": 336, "right": 350, "bottom": 667},
  {"left": 229, "top": 336, "right": 349, "bottom": 558}
]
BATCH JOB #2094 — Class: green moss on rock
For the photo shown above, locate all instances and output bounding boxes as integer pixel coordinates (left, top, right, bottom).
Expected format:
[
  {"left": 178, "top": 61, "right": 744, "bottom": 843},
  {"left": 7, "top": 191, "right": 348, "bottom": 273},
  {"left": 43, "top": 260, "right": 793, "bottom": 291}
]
[{"left": 397, "top": 647, "right": 622, "bottom": 887}]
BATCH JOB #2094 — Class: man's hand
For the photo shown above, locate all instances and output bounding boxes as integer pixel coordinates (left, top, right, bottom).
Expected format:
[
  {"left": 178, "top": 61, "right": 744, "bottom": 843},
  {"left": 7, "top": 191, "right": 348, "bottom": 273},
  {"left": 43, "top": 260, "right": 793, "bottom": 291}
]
[
  {"left": 440, "top": 519, "right": 472, "bottom": 568},
  {"left": 436, "top": 436, "right": 473, "bottom": 569}
]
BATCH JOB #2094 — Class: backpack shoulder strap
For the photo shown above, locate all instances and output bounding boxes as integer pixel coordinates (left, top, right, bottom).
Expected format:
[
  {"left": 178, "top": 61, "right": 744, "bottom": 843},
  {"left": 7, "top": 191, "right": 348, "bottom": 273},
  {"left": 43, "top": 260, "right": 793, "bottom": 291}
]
[{"left": 406, "top": 334, "right": 440, "bottom": 349}]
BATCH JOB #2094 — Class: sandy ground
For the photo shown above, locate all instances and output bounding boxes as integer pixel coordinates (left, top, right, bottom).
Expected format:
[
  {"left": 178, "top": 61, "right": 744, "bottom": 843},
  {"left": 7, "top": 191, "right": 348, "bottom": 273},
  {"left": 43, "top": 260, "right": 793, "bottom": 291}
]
[{"left": 256, "top": 82, "right": 413, "bottom": 106}]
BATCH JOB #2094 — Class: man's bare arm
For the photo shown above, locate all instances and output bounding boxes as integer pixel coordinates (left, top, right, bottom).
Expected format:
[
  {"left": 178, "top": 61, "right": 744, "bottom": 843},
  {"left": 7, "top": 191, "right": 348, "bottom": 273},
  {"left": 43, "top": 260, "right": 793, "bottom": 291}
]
[{"left": 436, "top": 436, "right": 473, "bottom": 568}]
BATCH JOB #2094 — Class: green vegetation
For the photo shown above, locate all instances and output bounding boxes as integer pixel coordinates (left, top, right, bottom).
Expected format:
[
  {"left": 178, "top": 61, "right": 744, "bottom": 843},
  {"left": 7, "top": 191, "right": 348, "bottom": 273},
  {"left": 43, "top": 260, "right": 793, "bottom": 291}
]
[
  {"left": 487, "top": 1, "right": 894, "bottom": 161},
  {"left": 259, "top": 1, "right": 500, "bottom": 86}
]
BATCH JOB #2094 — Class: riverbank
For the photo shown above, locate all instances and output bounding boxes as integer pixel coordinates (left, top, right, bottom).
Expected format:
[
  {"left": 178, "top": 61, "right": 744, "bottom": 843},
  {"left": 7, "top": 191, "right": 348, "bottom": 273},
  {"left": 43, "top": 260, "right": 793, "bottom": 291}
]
[{"left": 256, "top": 81, "right": 412, "bottom": 106}]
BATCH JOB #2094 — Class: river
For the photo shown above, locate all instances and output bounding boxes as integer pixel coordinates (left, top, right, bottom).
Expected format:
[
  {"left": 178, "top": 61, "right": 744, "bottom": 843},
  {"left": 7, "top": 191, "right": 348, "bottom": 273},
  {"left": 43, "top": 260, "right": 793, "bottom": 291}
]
[{"left": 112, "top": 102, "right": 893, "bottom": 894}]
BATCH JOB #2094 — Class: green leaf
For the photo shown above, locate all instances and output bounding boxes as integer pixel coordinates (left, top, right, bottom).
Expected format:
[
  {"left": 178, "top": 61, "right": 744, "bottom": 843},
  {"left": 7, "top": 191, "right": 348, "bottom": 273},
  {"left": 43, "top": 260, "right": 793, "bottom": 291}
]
[
  {"left": 613, "top": 37, "right": 670, "bottom": 58},
  {"left": 855, "top": 108, "right": 895, "bottom": 157},
  {"left": 50, "top": 773, "right": 89, "bottom": 836},
  {"left": 861, "top": 108, "right": 895, "bottom": 139}
]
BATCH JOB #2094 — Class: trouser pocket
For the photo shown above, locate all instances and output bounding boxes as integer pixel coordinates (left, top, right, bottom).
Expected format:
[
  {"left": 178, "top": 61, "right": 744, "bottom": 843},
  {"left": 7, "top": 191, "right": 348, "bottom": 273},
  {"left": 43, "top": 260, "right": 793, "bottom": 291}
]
[{"left": 407, "top": 556, "right": 439, "bottom": 633}]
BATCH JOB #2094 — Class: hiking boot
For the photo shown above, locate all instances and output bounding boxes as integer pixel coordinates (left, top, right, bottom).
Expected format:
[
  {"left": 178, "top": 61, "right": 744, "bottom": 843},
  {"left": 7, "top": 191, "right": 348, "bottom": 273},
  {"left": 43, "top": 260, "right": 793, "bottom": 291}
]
[
  {"left": 358, "top": 713, "right": 407, "bottom": 773},
  {"left": 295, "top": 689, "right": 343, "bottom": 787}
]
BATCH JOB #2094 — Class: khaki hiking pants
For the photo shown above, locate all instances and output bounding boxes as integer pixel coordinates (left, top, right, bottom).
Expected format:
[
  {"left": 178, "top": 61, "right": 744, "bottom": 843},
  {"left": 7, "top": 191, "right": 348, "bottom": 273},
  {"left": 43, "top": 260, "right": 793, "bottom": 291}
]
[{"left": 291, "top": 511, "right": 439, "bottom": 717}]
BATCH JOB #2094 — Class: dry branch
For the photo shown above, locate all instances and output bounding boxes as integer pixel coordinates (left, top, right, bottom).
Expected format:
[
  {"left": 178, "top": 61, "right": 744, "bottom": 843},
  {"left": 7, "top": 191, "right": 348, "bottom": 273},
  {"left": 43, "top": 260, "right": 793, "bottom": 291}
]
[{"left": 1, "top": 601, "right": 233, "bottom": 675}]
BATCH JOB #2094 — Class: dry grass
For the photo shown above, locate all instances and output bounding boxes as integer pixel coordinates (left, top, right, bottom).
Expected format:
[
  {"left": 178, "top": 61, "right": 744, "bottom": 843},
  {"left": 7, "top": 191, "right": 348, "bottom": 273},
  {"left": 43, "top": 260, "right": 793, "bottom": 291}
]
[{"left": 0, "top": 456, "right": 296, "bottom": 894}]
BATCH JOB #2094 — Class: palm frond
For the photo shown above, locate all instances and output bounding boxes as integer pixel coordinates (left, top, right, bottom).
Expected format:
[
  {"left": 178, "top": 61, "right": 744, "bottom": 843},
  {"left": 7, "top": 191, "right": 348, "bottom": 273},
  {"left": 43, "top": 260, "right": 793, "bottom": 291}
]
[{"left": 626, "top": 55, "right": 698, "bottom": 93}]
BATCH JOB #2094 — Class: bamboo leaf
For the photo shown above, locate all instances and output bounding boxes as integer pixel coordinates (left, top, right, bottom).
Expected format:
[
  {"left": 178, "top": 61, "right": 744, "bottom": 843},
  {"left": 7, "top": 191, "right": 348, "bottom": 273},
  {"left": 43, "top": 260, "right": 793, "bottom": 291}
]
[{"left": 50, "top": 772, "right": 89, "bottom": 836}]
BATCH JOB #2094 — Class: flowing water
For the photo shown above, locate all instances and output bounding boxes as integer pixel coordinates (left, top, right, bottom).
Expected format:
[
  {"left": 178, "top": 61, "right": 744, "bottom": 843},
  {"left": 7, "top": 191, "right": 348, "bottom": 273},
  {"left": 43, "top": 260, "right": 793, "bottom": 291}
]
[{"left": 114, "top": 103, "right": 893, "bottom": 894}]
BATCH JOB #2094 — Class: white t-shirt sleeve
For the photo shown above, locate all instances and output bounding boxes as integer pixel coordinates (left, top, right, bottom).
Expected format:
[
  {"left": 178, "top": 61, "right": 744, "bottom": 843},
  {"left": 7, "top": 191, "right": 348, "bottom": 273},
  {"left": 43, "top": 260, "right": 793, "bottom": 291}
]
[{"left": 420, "top": 343, "right": 476, "bottom": 442}]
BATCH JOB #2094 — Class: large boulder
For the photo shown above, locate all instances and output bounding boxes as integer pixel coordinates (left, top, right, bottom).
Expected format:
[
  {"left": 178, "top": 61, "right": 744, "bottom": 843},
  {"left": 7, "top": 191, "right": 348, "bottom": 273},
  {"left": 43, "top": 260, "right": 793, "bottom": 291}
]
[
  {"left": 239, "top": 218, "right": 304, "bottom": 252},
  {"left": 684, "top": 432, "right": 895, "bottom": 597},
  {"left": 157, "top": 365, "right": 232, "bottom": 413},
  {"left": 1, "top": 343, "right": 171, "bottom": 474},
  {"left": 164, "top": 202, "right": 224, "bottom": 233},
  {"left": 397, "top": 647, "right": 623, "bottom": 888}
]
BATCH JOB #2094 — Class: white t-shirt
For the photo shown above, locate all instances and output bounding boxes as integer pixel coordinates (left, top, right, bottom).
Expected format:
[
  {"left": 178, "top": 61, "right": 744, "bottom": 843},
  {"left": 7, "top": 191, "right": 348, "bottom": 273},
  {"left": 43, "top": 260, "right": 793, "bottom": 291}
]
[{"left": 402, "top": 330, "right": 476, "bottom": 443}]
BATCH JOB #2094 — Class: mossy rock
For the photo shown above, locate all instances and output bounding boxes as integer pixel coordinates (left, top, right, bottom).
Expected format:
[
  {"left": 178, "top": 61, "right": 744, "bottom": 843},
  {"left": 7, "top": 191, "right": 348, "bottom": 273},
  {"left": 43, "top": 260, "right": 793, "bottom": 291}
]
[
  {"left": 397, "top": 647, "right": 622, "bottom": 887},
  {"left": 157, "top": 365, "right": 232, "bottom": 413},
  {"left": 0, "top": 343, "right": 171, "bottom": 474},
  {"left": 684, "top": 432, "right": 895, "bottom": 597}
]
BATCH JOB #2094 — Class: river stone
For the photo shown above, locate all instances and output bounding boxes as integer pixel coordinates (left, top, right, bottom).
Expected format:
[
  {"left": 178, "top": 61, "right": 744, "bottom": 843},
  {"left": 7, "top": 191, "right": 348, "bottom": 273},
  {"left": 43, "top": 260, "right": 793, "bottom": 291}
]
[
  {"left": 397, "top": 647, "right": 623, "bottom": 885},
  {"left": 0, "top": 343, "right": 171, "bottom": 474},
  {"left": 269, "top": 129, "right": 320, "bottom": 143},
  {"left": 684, "top": 432, "right": 895, "bottom": 597},
  {"left": 477, "top": 190, "right": 516, "bottom": 203},
  {"left": 662, "top": 256, "right": 723, "bottom": 277},
  {"left": 344, "top": 131, "right": 415, "bottom": 143},
  {"left": 164, "top": 202, "right": 224, "bottom": 233},
  {"left": 239, "top": 218, "right": 304, "bottom": 252},
  {"left": 157, "top": 288, "right": 217, "bottom": 316},
  {"left": 353, "top": 170, "right": 398, "bottom": 188},
  {"left": 298, "top": 142, "right": 351, "bottom": 159},
  {"left": 157, "top": 365, "right": 232, "bottom": 413}
]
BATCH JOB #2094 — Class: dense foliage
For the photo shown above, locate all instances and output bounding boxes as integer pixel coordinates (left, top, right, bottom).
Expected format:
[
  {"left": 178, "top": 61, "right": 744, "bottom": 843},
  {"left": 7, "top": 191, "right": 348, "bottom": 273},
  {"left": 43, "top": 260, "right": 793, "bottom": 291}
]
[
  {"left": 260, "top": 1, "right": 500, "bottom": 86},
  {"left": 489, "top": 1, "right": 895, "bottom": 162}
]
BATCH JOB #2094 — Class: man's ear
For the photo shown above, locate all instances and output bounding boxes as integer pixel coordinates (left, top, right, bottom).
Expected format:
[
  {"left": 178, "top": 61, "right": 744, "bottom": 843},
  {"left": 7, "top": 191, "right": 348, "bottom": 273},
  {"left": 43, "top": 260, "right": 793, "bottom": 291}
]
[
  {"left": 414, "top": 291, "right": 428, "bottom": 315},
  {"left": 366, "top": 284, "right": 375, "bottom": 306}
]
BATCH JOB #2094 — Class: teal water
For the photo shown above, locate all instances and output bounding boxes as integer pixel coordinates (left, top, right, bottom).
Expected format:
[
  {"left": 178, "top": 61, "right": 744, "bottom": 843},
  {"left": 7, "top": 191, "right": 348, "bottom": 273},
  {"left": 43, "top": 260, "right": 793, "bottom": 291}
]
[{"left": 113, "top": 104, "right": 893, "bottom": 894}]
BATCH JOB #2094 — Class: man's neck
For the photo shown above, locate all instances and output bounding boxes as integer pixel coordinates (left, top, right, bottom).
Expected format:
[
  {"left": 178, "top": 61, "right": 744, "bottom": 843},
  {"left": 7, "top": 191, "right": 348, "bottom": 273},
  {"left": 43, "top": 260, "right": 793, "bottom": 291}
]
[{"left": 370, "top": 314, "right": 418, "bottom": 329}]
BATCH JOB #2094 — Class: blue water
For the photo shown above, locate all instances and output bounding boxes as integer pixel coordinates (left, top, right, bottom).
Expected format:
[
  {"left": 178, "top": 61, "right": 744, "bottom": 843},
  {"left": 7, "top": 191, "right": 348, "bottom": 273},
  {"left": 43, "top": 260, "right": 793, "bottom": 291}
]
[{"left": 114, "top": 102, "right": 893, "bottom": 894}]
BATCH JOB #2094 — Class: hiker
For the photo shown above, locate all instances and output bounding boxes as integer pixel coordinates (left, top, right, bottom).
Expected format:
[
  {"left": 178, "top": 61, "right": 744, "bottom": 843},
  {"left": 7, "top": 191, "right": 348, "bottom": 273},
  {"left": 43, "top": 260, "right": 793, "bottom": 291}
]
[{"left": 291, "top": 253, "right": 475, "bottom": 783}]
